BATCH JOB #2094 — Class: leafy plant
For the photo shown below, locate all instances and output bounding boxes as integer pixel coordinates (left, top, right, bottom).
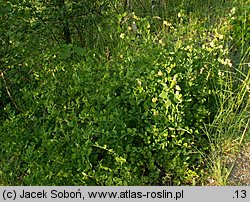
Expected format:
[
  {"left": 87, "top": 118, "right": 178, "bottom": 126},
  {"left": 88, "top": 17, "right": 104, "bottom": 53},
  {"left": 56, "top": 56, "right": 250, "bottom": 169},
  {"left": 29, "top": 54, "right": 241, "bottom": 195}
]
[{"left": 0, "top": 0, "right": 249, "bottom": 186}]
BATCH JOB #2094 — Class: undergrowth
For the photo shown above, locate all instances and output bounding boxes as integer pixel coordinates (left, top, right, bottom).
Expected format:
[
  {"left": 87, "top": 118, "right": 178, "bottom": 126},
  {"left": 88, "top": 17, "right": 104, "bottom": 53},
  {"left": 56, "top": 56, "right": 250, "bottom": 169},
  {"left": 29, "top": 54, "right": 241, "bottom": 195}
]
[{"left": 0, "top": 0, "right": 249, "bottom": 185}]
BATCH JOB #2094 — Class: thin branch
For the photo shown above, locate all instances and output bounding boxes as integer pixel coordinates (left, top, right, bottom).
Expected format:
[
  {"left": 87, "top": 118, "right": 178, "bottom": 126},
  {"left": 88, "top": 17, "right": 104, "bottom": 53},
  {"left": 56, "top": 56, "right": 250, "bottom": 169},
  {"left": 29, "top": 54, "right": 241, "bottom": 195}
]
[{"left": 0, "top": 70, "right": 23, "bottom": 112}]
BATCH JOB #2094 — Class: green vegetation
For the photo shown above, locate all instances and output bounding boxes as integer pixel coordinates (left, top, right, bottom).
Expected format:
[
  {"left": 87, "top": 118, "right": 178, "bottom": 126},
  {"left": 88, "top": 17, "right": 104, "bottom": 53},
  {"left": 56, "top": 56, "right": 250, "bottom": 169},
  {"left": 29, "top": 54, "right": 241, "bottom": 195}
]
[{"left": 0, "top": 0, "right": 249, "bottom": 185}]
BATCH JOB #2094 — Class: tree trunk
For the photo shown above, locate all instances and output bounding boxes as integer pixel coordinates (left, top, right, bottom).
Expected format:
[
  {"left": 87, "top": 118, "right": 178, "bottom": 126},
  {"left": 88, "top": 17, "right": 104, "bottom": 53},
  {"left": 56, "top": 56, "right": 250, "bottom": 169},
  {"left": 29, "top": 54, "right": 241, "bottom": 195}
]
[
  {"left": 124, "top": 0, "right": 132, "bottom": 12},
  {"left": 58, "top": 0, "right": 71, "bottom": 44}
]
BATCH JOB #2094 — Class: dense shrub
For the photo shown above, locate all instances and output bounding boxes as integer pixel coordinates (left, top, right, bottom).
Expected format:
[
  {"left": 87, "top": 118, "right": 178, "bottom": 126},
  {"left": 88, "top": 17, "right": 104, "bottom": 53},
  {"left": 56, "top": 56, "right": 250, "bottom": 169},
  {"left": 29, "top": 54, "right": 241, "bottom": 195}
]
[{"left": 0, "top": 3, "right": 243, "bottom": 185}]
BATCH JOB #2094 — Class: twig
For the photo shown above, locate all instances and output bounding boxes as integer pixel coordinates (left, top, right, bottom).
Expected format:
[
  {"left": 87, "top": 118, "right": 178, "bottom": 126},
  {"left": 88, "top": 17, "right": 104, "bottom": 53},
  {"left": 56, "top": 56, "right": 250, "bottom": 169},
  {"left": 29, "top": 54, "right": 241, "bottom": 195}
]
[{"left": 0, "top": 70, "right": 23, "bottom": 112}]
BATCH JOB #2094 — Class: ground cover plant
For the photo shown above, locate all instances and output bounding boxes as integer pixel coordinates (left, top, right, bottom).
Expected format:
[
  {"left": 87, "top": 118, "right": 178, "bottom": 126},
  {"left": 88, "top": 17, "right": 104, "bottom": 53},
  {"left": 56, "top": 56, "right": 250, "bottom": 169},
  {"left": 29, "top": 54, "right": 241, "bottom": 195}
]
[{"left": 0, "top": 0, "right": 249, "bottom": 185}]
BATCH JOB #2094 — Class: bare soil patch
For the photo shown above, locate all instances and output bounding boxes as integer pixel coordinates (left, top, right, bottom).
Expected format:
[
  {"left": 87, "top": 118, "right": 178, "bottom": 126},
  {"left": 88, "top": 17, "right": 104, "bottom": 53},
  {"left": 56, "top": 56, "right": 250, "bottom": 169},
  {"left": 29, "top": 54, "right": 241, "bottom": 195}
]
[{"left": 228, "top": 143, "right": 250, "bottom": 185}]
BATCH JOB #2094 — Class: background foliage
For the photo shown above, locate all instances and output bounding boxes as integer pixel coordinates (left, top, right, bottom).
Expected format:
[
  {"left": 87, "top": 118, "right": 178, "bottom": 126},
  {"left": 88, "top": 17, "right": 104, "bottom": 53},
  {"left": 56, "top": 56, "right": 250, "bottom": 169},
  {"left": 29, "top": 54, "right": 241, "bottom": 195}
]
[{"left": 0, "top": 0, "right": 249, "bottom": 185}]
